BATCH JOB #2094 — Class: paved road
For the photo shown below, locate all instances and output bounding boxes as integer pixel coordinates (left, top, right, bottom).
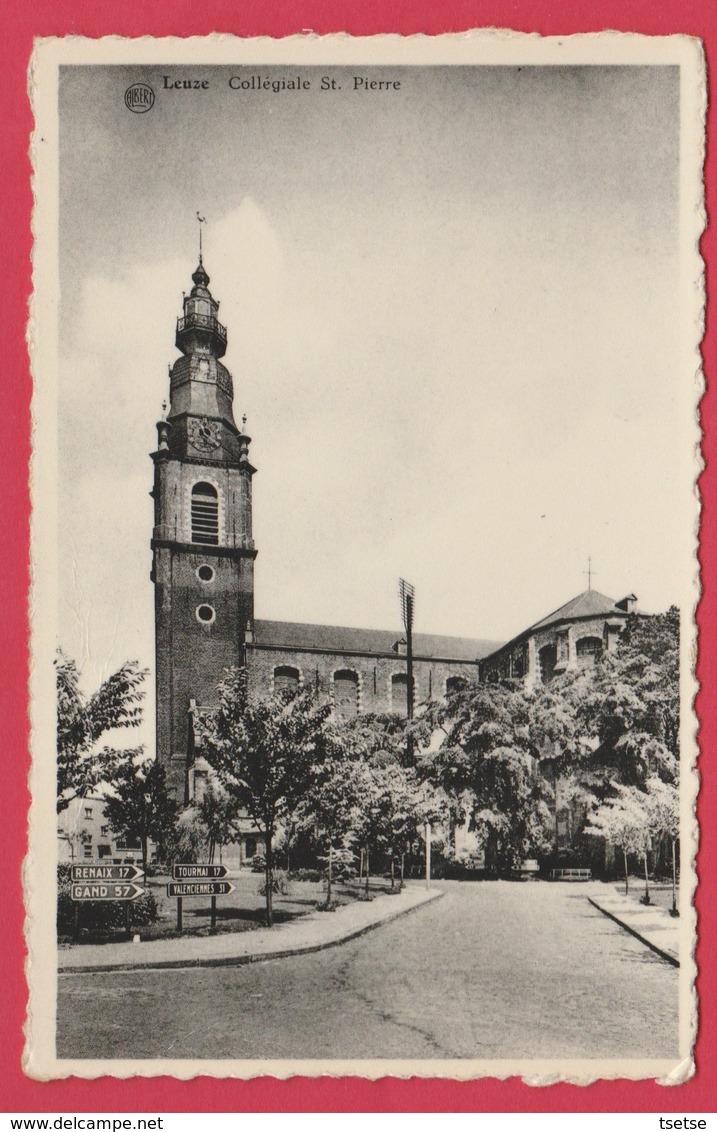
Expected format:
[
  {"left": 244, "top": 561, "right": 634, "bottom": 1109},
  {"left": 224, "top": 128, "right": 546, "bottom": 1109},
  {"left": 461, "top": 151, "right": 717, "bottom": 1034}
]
[{"left": 57, "top": 881, "right": 679, "bottom": 1061}]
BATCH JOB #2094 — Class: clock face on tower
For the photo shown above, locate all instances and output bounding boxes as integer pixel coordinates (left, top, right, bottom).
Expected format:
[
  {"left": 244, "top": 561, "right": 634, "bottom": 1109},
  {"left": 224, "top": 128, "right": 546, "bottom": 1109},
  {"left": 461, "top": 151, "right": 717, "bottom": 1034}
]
[{"left": 188, "top": 416, "right": 221, "bottom": 453}]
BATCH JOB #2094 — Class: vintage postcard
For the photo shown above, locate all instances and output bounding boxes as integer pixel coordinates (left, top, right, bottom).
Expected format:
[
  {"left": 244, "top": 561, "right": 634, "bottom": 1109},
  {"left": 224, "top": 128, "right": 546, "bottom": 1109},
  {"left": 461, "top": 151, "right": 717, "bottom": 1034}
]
[{"left": 26, "top": 32, "right": 704, "bottom": 1082}]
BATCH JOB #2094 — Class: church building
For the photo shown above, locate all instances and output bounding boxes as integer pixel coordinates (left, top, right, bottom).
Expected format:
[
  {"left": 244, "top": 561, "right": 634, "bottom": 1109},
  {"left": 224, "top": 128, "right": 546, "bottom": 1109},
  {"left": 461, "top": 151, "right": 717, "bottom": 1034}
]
[
  {"left": 150, "top": 257, "right": 641, "bottom": 806},
  {"left": 150, "top": 258, "right": 500, "bottom": 802}
]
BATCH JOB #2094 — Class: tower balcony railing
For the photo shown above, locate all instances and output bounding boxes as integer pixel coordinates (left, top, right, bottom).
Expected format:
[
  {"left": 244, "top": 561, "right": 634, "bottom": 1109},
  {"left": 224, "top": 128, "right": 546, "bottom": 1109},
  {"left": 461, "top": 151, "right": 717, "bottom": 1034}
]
[{"left": 176, "top": 313, "right": 228, "bottom": 345}]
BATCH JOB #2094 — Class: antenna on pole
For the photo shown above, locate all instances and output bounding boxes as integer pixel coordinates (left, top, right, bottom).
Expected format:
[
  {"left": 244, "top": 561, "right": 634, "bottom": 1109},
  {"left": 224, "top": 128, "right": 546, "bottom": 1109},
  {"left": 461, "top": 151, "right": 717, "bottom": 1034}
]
[{"left": 398, "top": 578, "right": 415, "bottom": 634}]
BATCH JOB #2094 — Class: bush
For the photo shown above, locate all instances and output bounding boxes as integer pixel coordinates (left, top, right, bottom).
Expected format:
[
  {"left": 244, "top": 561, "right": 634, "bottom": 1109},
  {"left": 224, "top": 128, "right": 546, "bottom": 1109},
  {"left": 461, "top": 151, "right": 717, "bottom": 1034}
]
[
  {"left": 159, "top": 812, "right": 206, "bottom": 869},
  {"left": 288, "top": 868, "right": 323, "bottom": 883},
  {"left": 315, "top": 899, "right": 339, "bottom": 912},
  {"left": 57, "top": 863, "right": 158, "bottom": 936},
  {"left": 257, "top": 869, "right": 289, "bottom": 896},
  {"left": 250, "top": 852, "right": 266, "bottom": 873}
]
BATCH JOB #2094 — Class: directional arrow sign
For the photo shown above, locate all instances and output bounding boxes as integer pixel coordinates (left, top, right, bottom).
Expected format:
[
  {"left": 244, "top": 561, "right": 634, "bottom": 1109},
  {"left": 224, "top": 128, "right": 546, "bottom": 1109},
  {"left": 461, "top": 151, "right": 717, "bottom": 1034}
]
[
  {"left": 167, "top": 881, "right": 235, "bottom": 898},
  {"left": 71, "top": 882, "right": 145, "bottom": 901},
  {"left": 71, "top": 863, "right": 143, "bottom": 883},
  {"left": 172, "top": 863, "right": 229, "bottom": 880}
]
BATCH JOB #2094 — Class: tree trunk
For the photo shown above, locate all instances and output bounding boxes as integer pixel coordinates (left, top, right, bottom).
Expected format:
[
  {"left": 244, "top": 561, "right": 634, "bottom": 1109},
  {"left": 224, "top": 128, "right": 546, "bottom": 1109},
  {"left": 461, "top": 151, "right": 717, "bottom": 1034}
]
[
  {"left": 643, "top": 847, "right": 651, "bottom": 905},
  {"left": 391, "top": 857, "right": 395, "bottom": 891},
  {"left": 365, "top": 844, "right": 370, "bottom": 896},
  {"left": 326, "top": 841, "right": 333, "bottom": 906},
  {"left": 265, "top": 830, "right": 274, "bottom": 927},
  {"left": 400, "top": 852, "right": 405, "bottom": 891},
  {"left": 141, "top": 834, "right": 148, "bottom": 875},
  {"left": 671, "top": 837, "right": 678, "bottom": 916},
  {"left": 623, "top": 848, "right": 629, "bottom": 896},
  {"left": 208, "top": 836, "right": 215, "bottom": 864}
]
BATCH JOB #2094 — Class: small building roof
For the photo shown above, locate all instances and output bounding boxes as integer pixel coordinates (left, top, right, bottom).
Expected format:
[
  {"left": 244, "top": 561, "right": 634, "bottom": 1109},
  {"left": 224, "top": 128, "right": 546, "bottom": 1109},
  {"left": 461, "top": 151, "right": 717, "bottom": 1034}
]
[
  {"left": 252, "top": 619, "right": 502, "bottom": 662},
  {"left": 529, "top": 589, "right": 624, "bottom": 633},
  {"left": 480, "top": 589, "right": 634, "bottom": 665}
]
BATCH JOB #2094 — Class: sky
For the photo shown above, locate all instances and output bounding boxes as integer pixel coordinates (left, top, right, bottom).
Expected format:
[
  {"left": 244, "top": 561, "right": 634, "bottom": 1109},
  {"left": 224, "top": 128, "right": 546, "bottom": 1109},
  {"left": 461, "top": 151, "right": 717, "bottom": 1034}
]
[{"left": 55, "top": 63, "right": 688, "bottom": 708}]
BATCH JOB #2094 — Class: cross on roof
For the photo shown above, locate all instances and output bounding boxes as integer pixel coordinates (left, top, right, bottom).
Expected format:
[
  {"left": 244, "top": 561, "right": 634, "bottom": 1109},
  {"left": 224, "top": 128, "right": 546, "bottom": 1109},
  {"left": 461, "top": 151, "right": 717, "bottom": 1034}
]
[{"left": 583, "top": 557, "right": 596, "bottom": 590}]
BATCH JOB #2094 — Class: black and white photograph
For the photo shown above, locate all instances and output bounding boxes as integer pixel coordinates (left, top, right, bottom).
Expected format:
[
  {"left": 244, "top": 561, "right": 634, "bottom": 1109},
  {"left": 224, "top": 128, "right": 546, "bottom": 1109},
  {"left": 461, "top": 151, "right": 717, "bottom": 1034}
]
[{"left": 27, "top": 33, "right": 703, "bottom": 1080}]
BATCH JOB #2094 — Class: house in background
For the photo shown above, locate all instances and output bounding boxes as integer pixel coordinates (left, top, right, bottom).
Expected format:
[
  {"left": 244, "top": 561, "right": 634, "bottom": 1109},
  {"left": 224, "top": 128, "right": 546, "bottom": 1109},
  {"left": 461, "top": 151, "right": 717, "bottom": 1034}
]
[{"left": 57, "top": 794, "right": 146, "bottom": 866}]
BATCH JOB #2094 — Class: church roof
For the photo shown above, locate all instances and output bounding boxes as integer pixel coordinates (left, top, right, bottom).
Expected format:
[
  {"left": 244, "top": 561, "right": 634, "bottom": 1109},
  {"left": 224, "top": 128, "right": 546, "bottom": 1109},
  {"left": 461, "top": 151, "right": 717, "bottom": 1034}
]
[
  {"left": 529, "top": 589, "right": 624, "bottom": 632},
  {"left": 252, "top": 619, "right": 501, "bottom": 662}
]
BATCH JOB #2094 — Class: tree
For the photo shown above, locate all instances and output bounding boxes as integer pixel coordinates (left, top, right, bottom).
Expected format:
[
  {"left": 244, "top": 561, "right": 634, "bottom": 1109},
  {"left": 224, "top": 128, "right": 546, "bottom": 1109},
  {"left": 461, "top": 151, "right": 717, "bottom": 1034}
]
[
  {"left": 56, "top": 651, "right": 148, "bottom": 812},
  {"left": 351, "top": 759, "right": 393, "bottom": 895},
  {"left": 584, "top": 783, "right": 651, "bottom": 897},
  {"left": 297, "top": 733, "right": 360, "bottom": 906},
  {"left": 197, "top": 783, "right": 243, "bottom": 863},
  {"left": 199, "top": 667, "right": 331, "bottom": 926},
  {"left": 574, "top": 609, "right": 680, "bottom": 791},
  {"left": 425, "top": 683, "right": 553, "bottom": 872},
  {"left": 103, "top": 756, "right": 179, "bottom": 871},
  {"left": 645, "top": 775, "right": 680, "bottom": 915}
]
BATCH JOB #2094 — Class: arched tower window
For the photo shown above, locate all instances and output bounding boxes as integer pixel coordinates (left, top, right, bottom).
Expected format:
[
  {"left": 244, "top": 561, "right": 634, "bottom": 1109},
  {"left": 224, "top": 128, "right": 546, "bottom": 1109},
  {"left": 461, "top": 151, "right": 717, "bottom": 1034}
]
[
  {"left": 333, "top": 670, "right": 359, "bottom": 718},
  {"left": 274, "top": 666, "right": 300, "bottom": 697},
  {"left": 191, "top": 482, "right": 219, "bottom": 545}
]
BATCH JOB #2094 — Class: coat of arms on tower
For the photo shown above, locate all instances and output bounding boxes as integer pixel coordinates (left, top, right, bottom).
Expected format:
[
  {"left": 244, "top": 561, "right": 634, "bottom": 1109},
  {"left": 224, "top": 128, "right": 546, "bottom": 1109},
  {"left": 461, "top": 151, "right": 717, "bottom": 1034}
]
[{"left": 188, "top": 416, "right": 221, "bottom": 453}]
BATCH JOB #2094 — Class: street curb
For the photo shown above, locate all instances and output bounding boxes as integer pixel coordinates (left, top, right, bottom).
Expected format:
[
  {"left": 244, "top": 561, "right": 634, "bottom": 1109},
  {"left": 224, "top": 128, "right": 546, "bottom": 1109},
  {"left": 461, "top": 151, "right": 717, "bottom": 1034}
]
[
  {"left": 588, "top": 896, "right": 679, "bottom": 968},
  {"left": 59, "top": 888, "right": 444, "bottom": 975}
]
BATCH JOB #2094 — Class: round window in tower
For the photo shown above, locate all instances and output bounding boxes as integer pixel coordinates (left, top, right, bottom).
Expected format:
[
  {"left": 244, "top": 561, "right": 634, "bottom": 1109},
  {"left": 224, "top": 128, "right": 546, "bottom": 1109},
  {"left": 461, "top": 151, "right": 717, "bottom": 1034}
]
[
  {"left": 196, "top": 604, "right": 216, "bottom": 625},
  {"left": 196, "top": 564, "right": 215, "bottom": 583}
]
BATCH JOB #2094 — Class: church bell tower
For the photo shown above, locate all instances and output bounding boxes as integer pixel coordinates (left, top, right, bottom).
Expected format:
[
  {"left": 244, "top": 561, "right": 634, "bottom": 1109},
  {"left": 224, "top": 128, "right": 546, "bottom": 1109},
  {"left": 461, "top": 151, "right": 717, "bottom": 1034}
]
[{"left": 151, "top": 255, "right": 256, "bottom": 800}]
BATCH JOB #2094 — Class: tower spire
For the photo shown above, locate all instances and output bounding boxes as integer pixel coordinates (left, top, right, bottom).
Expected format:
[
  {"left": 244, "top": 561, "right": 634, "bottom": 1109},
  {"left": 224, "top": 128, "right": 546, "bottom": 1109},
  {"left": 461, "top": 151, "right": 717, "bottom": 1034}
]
[{"left": 196, "top": 211, "right": 206, "bottom": 264}]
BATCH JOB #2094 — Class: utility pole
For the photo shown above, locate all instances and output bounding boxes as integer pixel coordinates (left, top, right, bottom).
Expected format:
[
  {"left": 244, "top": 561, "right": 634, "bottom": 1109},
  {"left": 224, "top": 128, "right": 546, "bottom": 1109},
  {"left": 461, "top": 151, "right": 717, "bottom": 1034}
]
[{"left": 398, "top": 578, "right": 415, "bottom": 720}]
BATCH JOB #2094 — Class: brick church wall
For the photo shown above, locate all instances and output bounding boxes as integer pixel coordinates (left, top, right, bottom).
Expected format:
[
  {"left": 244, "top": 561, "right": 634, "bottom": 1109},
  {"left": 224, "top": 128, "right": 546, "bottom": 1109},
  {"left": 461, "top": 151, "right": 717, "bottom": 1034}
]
[{"left": 246, "top": 646, "right": 479, "bottom": 715}]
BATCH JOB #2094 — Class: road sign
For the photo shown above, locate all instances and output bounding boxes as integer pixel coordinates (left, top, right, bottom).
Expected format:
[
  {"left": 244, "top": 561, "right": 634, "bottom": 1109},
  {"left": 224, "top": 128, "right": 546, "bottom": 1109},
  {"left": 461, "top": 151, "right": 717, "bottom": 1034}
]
[
  {"left": 70, "top": 882, "right": 145, "bottom": 901},
  {"left": 167, "top": 881, "right": 235, "bottom": 897},
  {"left": 171, "top": 863, "right": 229, "bottom": 880},
  {"left": 71, "top": 863, "right": 143, "bottom": 882}
]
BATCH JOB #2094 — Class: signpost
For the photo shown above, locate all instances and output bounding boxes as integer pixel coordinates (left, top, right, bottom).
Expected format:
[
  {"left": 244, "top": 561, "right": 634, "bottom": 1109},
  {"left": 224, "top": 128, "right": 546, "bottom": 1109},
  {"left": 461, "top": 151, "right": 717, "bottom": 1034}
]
[
  {"left": 71, "top": 863, "right": 143, "bottom": 883},
  {"left": 69, "top": 862, "right": 146, "bottom": 940},
  {"left": 172, "top": 864, "right": 228, "bottom": 880},
  {"left": 168, "top": 864, "right": 234, "bottom": 932},
  {"left": 70, "top": 882, "right": 144, "bottom": 901},
  {"left": 167, "top": 881, "right": 235, "bottom": 897}
]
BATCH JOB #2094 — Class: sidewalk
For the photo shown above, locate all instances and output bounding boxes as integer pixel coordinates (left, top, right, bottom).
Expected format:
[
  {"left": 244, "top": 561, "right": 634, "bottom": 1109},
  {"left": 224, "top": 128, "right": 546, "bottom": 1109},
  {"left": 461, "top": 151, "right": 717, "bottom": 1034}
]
[
  {"left": 587, "top": 886, "right": 680, "bottom": 966},
  {"left": 58, "top": 883, "right": 443, "bottom": 974}
]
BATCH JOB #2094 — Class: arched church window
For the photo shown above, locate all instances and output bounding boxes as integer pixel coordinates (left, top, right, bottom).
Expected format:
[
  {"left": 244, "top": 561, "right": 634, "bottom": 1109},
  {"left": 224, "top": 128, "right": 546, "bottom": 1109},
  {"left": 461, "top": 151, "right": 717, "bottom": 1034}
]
[
  {"left": 538, "top": 644, "right": 557, "bottom": 685},
  {"left": 576, "top": 636, "right": 603, "bottom": 668},
  {"left": 446, "top": 675, "right": 468, "bottom": 696},
  {"left": 191, "top": 482, "right": 219, "bottom": 545},
  {"left": 274, "top": 666, "right": 300, "bottom": 696},
  {"left": 391, "top": 672, "right": 415, "bottom": 717},
  {"left": 333, "top": 670, "right": 359, "bottom": 718}
]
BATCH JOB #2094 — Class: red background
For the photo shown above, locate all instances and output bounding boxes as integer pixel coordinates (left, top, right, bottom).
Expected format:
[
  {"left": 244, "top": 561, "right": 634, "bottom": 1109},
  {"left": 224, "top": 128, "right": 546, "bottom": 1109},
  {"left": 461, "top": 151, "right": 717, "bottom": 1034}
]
[{"left": 1, "top": 0, "right": 714, "bottom": 1114}]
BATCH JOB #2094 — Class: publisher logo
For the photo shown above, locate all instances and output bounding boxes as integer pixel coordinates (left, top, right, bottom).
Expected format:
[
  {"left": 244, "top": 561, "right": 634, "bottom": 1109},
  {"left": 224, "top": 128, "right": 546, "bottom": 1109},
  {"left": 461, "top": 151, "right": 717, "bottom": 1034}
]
[{"left": 124, "top": 83, "right": 155, "bottom": 113}]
